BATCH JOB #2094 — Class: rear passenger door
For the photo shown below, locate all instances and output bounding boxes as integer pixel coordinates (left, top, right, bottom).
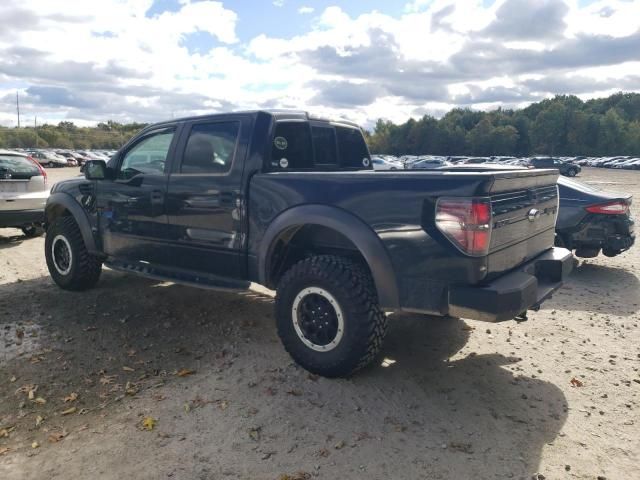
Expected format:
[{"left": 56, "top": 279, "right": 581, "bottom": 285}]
[{"left": 165, "top": 116, "right": 251, "bottom": 279}]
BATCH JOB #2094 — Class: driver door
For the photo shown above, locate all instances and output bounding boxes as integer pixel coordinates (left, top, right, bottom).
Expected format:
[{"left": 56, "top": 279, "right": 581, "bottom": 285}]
[{"left": 98, "top": 126, "right": 179, "bottom": 265}]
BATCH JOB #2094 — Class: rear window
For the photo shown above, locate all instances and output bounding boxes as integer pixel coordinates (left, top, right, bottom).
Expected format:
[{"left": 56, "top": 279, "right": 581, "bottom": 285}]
[
  {"left": 270, "top": 121, "right": 370, "bottom": 170},
  {"left": 271, "top": 122, "right": 313, "bottom": 169},
  {"left": 312, "top": 126, "right": 337, "bottom": 166},
  {"left": 0, "top": 155, "right": 39, "bottom": 177},
  {"left": 336, "top": 126, "right": 370, "bottom": 168}
]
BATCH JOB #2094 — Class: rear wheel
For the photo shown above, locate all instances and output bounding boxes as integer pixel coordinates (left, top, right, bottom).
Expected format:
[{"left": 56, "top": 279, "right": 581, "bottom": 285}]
[
  {"left": 567, "top": 168, "right": 577, "bottom": 177},
  {"left": 275, "top": 255, "right": 388, "bottom": 377},
  {"left": 45, "top": 216, "right": 102, "bottom": 290}
]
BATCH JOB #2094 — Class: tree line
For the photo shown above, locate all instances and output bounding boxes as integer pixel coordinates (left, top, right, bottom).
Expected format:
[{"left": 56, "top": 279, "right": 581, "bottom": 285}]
[
  {"left": 0, "top": 121, "right": 147, "bottom": 150},
  {"left": 366, "top": 92, "right": 640, "bottom": 157},
  {"left": 1, "top": 92, "right": 639, "bottom": 156}
]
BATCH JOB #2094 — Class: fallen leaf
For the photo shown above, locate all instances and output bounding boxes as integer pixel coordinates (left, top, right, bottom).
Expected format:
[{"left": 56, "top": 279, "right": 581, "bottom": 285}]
[
  {"left": 176, "top": 368, "right": 195, "bottom": 377},
  {"left": 63, "top": 392, "right": 78, "bottom": 403},
  {"left": 122, "top": 366, "right": 135, "bottom": 372},
  {"left": 334, "top": 440, "right": 345, "bottom": 450},
  {"left": 217, "top": 400, "right": 228, "bottom": 411},
  {"left": 249, "top": 426, "right": 261, "bottom": 441},
  {"left": 33, "top": 397, "right": 47, "bottom": 405},
  {"left": 61, "top": 407, "right": 77, "bottom": 416},
  {"left": 28, "top": 390, "right": 35, "bottom": 400},
  {"left": 48, "top": 431, "right": 66, "bottom": 443},
  {"left": 278, "top": 473, "right": 311, "bottom": 480},
  {"left": 0, "top": 447, "right": 10, "bottom": 456},
  {"left": 141, "top": 417, "right": 157, "bottom": 431},
  {"left": 100, "top": 375, "right": 116, "bottom": 385},
  {"left": 31, "top": 441, "right": 39, "bottom": 449},
  {"left": 125, "top": 382, "right": 138, "bottom": 396},
  {"left": 570, "top": 378, "right": 584, "bottom": 387},
  {"left": 286, "top": 389, "right": 303, "bottom": 397},
  {"left": 9, "top": 376, "right": 16, "bottom": 383},
  {"left": 35, "top": 415, "right": 44, "bottom": 427}
]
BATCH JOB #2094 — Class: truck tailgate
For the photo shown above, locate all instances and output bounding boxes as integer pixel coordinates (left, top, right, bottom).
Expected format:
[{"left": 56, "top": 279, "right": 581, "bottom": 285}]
[{"left": 485, "top": 169, "right": 559, "bottom": 277}]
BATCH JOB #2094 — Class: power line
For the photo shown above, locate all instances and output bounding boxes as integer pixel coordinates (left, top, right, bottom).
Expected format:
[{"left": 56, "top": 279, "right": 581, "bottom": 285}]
[{"left": 16, "top": 91, "right": 20, "bottom": 128}]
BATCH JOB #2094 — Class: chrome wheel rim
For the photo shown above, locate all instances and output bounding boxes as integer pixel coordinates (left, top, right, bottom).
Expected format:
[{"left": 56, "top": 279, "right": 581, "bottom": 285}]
[
  {"left": 51, "top": 235, "right": 72, "bottom": 275},
  {"left": 292, "top": 287, "right": 344, "bottom": 352}
]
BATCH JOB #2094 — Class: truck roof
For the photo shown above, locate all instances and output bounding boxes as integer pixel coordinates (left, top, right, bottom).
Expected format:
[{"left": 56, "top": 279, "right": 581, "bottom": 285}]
[{"left": 148, "top": 110, "right": 361, "bottom": 131}]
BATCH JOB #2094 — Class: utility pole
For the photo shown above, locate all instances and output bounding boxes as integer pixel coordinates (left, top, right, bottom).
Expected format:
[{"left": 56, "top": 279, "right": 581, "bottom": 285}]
[
  {"left": 34, "top": 116, "right": 37, "bottom": 148},
  {"left": 16, "top": 91, "right": 20, "bottom": 128}
]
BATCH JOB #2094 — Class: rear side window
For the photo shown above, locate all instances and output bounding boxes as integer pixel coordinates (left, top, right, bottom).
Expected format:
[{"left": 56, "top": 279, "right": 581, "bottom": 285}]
[
  {"left": 336, "top": 126, "right": 370, "bottom": 168},
  {"left": 181, "top": 122, "right": 240, "bottom": 174},
  {"left": 311, "top": 126, "right": 337, "bottom": 166},
  {"left": 271, "top": 122, "right": 313, "bottom": 169},
  {"left": 0, "top": 155, "right": 39, "bottom": 177}
]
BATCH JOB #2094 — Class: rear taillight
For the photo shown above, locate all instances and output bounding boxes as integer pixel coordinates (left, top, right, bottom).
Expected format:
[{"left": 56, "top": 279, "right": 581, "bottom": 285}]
[
  {"left": 435, "top": 197, "right": 492, "bottom": 256},
  {"left": 27, "top": 156, "right": 47, "bottom": 187},
  {"left": 585, "top": 200, "right": 630, "bottom": 215}
]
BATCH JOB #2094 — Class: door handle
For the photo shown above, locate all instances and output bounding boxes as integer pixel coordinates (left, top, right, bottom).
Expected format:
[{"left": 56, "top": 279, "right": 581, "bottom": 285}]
[{"left": 150, "top": 190, "right": 164, "bottom": 204}]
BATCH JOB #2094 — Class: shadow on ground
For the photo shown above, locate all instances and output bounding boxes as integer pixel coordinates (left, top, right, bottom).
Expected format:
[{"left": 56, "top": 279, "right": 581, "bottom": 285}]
[{"left": 1, "top": 271, "right": 567, "bottom": 479}]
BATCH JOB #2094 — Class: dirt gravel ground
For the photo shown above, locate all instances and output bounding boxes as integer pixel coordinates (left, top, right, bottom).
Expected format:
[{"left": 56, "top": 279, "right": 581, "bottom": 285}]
[{"left": 1, "top": 167, "right": 638, "bottom": 480}]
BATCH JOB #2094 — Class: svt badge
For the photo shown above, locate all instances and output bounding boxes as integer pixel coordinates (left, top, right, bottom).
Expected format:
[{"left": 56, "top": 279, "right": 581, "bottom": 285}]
[
  {"left": 274, "top": 136, "right": 288, "bottom": 150},
  {"left": 279, "top": 158, "right": 289, "bottom": 168}
]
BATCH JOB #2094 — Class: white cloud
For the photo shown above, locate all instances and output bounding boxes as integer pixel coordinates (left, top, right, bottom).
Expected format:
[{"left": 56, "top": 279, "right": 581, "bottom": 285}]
[
  {"left": 0, "top": 0, "right": 638, "bottom": 129},
  {"left": 273, "top": 0, "right": 285, "bottom": 7}
]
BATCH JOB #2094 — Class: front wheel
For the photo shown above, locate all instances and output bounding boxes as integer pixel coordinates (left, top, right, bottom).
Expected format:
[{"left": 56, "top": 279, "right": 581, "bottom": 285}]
[
  {"left": 275, "top": 255, "right": 388, "bottom": 377},
  {"left": 45, "top": 216, "right": 102, "bottom": 291},
  {"left": 567, "top": 168, "right": 577, "bottom": 177}
]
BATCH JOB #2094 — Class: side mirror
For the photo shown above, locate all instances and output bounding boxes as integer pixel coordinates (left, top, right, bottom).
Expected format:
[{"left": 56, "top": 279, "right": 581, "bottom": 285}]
[{"left": 84, "top": 160, "right": 108, "bottom": 180}]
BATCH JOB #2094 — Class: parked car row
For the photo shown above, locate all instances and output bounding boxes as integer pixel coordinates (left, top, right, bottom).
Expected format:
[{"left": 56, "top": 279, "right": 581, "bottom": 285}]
[
  {"left": 371, "top": 154, "right": 640, "bottom": 174},
  {"left": 5, "top": 148, "right": 116, "bottom": 168},
  {"left": 573, "top": 156, "right": 640, "bottom": 169}
]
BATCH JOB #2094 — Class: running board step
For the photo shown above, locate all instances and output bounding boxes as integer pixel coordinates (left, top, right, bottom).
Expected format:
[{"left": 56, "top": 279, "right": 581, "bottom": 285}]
[{"left": 105, "top": 260, "right": 250, "bottom": 292}]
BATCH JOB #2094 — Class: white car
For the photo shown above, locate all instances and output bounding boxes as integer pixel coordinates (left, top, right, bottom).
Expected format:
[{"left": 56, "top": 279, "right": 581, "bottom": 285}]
[
  {"left": 371, "top": 156, "right": 402, "bottom": 170},
  {"left": 0, "top": 150, "right": 49, "bottom": 237}
]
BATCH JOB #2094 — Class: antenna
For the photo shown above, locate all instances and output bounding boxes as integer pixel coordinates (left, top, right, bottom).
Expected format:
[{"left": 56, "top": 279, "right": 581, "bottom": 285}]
[{"left": 16, "top": 91, "right": 20, "bottom": 128}]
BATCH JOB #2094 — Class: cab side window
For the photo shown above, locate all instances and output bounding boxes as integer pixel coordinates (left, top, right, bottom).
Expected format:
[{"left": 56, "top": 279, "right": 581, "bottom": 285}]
[
  {"left": 181, "top": 122, "right": 240, "bottom": 174},
  {"left": 119, "top": 130, "right": 174, "bottom": 180}
]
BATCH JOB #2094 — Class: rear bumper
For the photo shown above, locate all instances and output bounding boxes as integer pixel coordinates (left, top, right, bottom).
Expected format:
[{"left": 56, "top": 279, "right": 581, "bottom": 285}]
[
  {"left": 448, "top": 247, "right": 574, "bottom": 322},
  {"left": 0, "top": 209, "right": 45, "bottom": 228}
]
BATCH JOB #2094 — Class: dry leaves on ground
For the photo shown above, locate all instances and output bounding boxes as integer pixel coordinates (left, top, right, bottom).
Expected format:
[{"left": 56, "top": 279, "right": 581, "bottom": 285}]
[
  {"left": 570, "top": 378, "right": 585, "bottom": 387},
  {"left": 176, "top": 368, "right": 195, "bottom": 377},
  {"left": 63, "top": 392, "right": 78, "bottom": 403},
  {"left": 141, "top": 417, "right": 157, "bottom": 431}
]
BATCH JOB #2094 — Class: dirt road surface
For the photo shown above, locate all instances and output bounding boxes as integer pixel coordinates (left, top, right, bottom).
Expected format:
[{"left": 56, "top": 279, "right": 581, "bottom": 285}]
[{"left": 1, "top": 167, "right": 638, "bottom": 480}]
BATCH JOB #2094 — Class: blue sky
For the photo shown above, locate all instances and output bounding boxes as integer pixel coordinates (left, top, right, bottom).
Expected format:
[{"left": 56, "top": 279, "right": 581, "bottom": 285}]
[{"left": 1, "top": 0, "right": 639, "bottom": 127}]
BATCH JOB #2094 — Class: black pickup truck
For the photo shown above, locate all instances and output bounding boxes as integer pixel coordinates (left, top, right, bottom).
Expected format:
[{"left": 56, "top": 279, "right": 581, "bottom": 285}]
[{"left": 44, "top": 111, "right": 573, "bottom": 377}]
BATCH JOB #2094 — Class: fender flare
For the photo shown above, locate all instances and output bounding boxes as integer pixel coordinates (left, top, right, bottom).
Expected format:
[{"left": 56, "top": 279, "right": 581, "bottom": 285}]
[
  {"left": 258, "top": 204, "right": 400, "bottom": 309},
  {"left": 45, "top": 193, "right": 99, "bottom": 253}
]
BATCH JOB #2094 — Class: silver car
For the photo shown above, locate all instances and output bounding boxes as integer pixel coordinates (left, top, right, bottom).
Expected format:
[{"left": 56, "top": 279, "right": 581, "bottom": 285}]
[{"left": 0, "top": 150, "right": 49, "bottom": 237}]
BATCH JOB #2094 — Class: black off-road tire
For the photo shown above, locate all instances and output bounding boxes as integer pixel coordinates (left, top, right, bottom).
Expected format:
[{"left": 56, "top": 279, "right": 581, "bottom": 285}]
[
  {"left": 275, "top": 255, "right": 388, "bottom": 378},
  {"left": 45, "top": 216, "right": 102, "bottom": 291}
]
